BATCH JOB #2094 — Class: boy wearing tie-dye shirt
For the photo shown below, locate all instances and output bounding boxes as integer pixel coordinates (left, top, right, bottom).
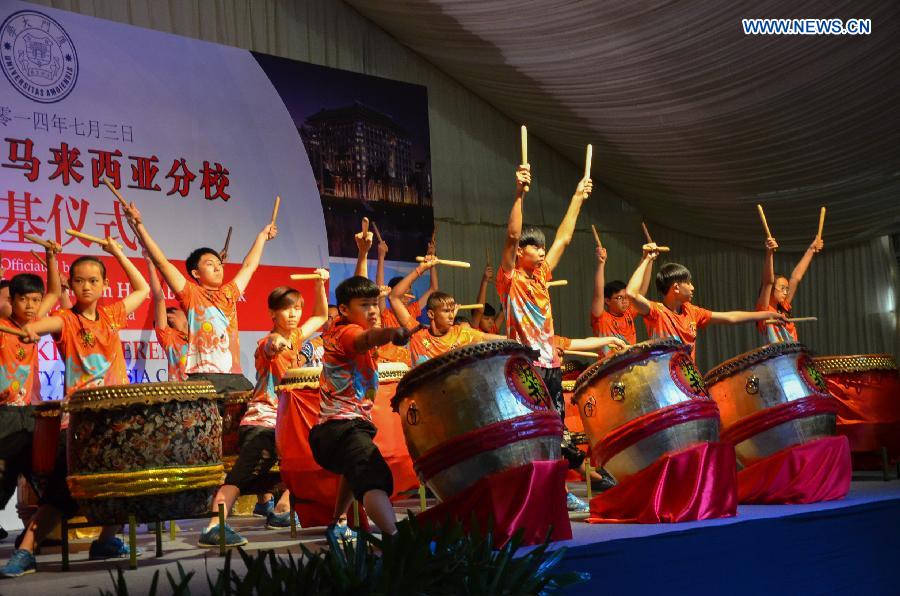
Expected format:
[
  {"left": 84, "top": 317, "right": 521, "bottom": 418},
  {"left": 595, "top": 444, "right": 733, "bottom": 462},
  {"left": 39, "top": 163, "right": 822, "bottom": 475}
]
[
  {"left": 124, "top": 201, "right": 276, "bottom": 396},
  {"left": 2, "top": 241, "right": 150, "bottom": 576},
  {"left": 200, "top": 275, "right": 329, "bottom": 548}
]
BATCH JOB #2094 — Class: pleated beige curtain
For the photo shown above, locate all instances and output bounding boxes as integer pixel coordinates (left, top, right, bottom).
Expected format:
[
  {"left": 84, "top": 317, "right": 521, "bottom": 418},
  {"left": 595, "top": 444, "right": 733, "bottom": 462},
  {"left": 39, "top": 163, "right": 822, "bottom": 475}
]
[{"left": 35, "top": 0, "right": 900, "bottom": 371}]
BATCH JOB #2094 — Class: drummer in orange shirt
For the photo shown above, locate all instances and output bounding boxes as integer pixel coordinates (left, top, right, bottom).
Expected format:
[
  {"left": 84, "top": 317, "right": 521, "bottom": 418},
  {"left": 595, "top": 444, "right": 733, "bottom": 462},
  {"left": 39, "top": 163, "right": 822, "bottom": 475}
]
[
  {"left": 755, "top": 235, "right": 823, "bottom": 343},
  {"left": 591, "top": 244, "right": 656, "bottom": 355},
  {"left": 388, "top": 256, "right": 505, "bottom": 366},
  {"left": 626, "top": 243, "right": 788, "bottom": 363}
]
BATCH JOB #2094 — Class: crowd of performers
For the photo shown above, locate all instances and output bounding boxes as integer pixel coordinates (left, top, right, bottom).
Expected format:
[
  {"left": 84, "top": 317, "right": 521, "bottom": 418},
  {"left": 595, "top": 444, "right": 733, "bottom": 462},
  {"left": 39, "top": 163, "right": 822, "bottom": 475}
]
[{"left": 0, "top": 164, "right": 822, "bottom": 578}]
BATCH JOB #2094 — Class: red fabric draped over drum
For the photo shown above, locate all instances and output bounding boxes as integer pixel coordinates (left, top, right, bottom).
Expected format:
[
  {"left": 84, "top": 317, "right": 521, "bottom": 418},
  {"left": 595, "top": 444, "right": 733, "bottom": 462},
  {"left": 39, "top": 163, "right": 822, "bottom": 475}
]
[
  {"left": 587, "top": 442, "right": 738, "bottom": 523},
  {"left": 418, "top": 459, "right": 571, "bottom": 546},
  {"left": 737, "top": 435, "right": 851, "bottom": 504},
  {"left": 275, "top": 382, "right": 417, "bottom": 527},
  {"left": 823, "top": 369, "right": 900, "bottom": 464}
]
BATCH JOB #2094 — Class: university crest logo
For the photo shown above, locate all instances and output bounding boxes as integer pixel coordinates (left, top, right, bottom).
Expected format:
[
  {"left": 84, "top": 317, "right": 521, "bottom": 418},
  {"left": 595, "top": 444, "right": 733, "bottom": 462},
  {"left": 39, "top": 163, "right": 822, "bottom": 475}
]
[{"left": 1, "top": 10, "right": 78, "bottom": 103}]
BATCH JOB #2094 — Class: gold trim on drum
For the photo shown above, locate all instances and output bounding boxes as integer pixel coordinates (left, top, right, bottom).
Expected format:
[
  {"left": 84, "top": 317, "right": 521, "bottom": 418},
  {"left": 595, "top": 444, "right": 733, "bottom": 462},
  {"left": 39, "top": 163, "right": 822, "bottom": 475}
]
[
  {"left": 33, "top": 401, "right": 62, "bottom": 417},
  {"left": 813, "top": 354, "right": 898, "bottom": 375},
  {"left": 64, "top": 381, "right": 218, "bottom": 412},
  {"left": 562, "top": 380, "right": 576, "bottom": 392},
  {"left": 277, "top": 362, "right": 411, "bottom": 391},
  {"left": 221, "top": 390, "right": 254, "bottom": 404},
  {"left": 703, "top": 342, "right": 809, "bottom": 387},
  {"left": 67, "top": 464, "right": 224, "bottom": 499}
]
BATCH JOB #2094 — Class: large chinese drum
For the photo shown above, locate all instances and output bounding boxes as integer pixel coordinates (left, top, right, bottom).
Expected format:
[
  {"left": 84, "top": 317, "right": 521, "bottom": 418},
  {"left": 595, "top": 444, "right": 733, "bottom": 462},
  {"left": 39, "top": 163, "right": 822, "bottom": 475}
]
[
  {"left": 812, "top": 354, "right": 900, "bottom": 461},
  {"left": 572, "top": 339, "right": 718, "bottom": 483},
  {"left": 31, "top": 400, "right": 62, "bottom": 495},
  {"left": 392, "top": 340, "right": 562, "bottom": 500},
  {"left": 705, "top": 342, "right": 835, "bottom": 467},
  {"left": 66, "top": 381, "right": 224, "bottom": 523},
  {"left": 220, "top": 390, "right": 252, "bottom": 466}
]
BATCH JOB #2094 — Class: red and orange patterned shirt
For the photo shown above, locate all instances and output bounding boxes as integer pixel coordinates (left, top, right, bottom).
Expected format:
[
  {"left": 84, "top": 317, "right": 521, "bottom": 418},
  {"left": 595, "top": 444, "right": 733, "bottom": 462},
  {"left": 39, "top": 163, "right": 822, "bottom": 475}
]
[
  {"left": 318, "top": 320, "right": 378, "bottom": 423},
  {"left": 177, "top": 281, "right": 242, "bottom": 375},
  {"left": 156, "top": 326, "right": 189, "bottom": 382},
  {"left": 408, "top": 325, "right": 485, "bottom": 366},
  {"left": 242, "top": 328, "right": 304, "bottom": 428},
  {"left": 591, "top": 306, "right": 639, "bottom": 354},
  {"left": 497, "top": 262, "right": 558, "bottom": 368},
  {"left": 0, "top": 317, "right": 39, "bottom": 406},
  {"left": 381, "top": 301, "right": 422, "bottom": 330},
  {"left": 643, "top": 301, "right": 713, "bottom": 362},
  {"left": 756, "top": 300, "right": 798, "bottom": 343}
]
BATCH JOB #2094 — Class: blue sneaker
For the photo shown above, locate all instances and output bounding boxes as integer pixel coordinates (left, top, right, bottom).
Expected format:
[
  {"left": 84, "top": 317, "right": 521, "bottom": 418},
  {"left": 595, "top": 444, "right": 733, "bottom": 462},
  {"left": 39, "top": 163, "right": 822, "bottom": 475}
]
[
  {"left": 326, "top": 522, "right": 357, "bottom": 543},
  {"left": 89, "top": 536, "right": 143, "bottom": 560},
  {"left": 566, "top": 492, "right": 589, "bottom": 513},
  {"left": 266, "top": 510, "right": 300, "bottom": 530},
  {"left": 0, "top": 549, "right": 36, "bottom": 578},
  {"left": 252, "top": 498, "right": 275, "bottom": 518},
  {"left": 198, "top": 524, "right": 248, "bottom": 548}
]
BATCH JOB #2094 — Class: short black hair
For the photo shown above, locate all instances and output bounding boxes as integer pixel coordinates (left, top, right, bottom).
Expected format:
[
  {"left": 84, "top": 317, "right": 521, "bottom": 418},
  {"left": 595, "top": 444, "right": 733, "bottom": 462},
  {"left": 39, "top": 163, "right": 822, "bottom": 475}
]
[
  {"left": 10, "top": 273, "right": 44, "bottom": 299},
  {"left": 482, "top": 303, "right": 496, "bottom": 317},
  {"left": 387, "top": 276, "right": 403, "bottom": 288},
  {"left": 70, "top": 256, "right": 107, "bottom": 281},
  {"left": 268, "top": 286, "right": 303, "bottom": 311},
  {"left": 454, "top": 315, "right": 471, "bottom": 326},
  {"left": 335, "top": 276, "right": 380, "bottom": 307},
  {"left": 519, "top": 225, "right": 546, "bottom": 249},
  {"left": 426, "top": 291, "right": 455, "bottom": 313},
  {"left": 603, "top": 280, "right": 627, "bottom": 300},
  {"left": 0, "top": 280, "right": 10, "bottom": 291},
  {"left": 165, "top": 306, "right": 180, "bottom": 315},
  {"left": 185, "top": 248, "right": 220, "bottom": 281},
  {"left": 655, "top": 263, "right": 692, "bottom": 296}
]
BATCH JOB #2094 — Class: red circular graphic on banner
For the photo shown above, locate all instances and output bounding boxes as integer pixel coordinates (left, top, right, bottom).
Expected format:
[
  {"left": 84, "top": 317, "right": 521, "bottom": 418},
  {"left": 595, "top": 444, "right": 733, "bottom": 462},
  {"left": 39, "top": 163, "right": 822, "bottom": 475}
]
[
  {"left": 504, "top": 357, "right": 551, "bottom": 410},
  {"left": 669, "top": 352, "right": 708, "bottom": 398}
]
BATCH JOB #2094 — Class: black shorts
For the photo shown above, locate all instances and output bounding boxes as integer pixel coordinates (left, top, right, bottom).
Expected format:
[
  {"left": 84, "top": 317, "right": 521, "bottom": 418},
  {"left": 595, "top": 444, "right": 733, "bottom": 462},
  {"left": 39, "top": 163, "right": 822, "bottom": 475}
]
[
  {"left": 309, "top": 418, "right": 393, "bottom": 501},
  {"left": 536, "top": 366, "right": 564, "bottom": 419},
  {"left": 0, "top": 405, "right": 34, "bottom": 508},
  {"left": 223, "top": 425, "right": 278, "bottom": 492},
  {"left": 37, "top": 434, "right": 79, "bottom": 518},
  {"left": 187, "top": 372, "right": 253, "bottom": 397}
]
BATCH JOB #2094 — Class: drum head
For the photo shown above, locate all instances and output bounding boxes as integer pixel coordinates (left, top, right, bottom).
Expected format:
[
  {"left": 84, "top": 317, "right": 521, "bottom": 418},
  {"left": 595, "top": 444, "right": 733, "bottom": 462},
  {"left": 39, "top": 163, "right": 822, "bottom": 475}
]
[
  {"left": 704, "top": 342, "right": 809, "bottom": 387},
  {"left": 573, "top": 338, "right": 686, "bottom": 395}
]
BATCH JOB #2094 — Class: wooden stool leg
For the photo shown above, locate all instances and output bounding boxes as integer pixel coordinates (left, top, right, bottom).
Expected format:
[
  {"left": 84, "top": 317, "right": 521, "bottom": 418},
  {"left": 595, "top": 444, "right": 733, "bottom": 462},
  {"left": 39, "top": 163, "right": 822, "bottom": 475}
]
[
  {"left": 418, "top": 483, "right": 427, "bottom": 513},
  {"left": 882, "top": 447, "right": 890, "bottom": 481},
  {"left": 352, "top": 499, "right": 360, "bottom": 527},
  {"left": 289, "top": 493, "right": 297, "bottom": 539},
  {"left": 155, "top": 519, "right": 163, "bottom": 557},
  {"left": 128, "top": 515, "right": 138, "bottom": 570},
  {"left": 584, "top": 459, "right": 593, "bottom": 502},
  {"left": 61, "top": 517, "right": 69, "bottom": 572},
  {"left": 169, "top": 519, "right": 177, "bottom": 541},
  {"left": 218, "top": 503, "right": 226, "bottom": 557}
]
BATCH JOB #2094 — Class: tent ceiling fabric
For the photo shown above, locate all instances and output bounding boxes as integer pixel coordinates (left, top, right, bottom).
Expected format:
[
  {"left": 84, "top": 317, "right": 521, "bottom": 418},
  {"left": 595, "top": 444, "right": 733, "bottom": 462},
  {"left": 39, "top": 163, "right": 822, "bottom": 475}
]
[{"left": 346, "top": 0, "right": 900, "bottom": 249}]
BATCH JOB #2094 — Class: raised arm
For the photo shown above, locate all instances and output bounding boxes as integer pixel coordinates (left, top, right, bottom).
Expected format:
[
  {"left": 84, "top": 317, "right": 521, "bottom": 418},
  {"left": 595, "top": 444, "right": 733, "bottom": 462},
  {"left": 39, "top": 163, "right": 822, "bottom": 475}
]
[
  {"left": 710, "top": 309, "right": 788, "bottom": 325},
  {"left": 625, "top": 244, "right": 659, "bottom": 316},
  {"left": 376, "top": 238, "right": 388, "bottom": 311},
  {"left": 545, "top": 177, "right": 592, "bottom": 271},
  {"left": 568, "top": 336, "right": 628, "bottom": 352},
  {"left": 298, "top": 269, "right": 330, "bottom": 341},
  {"left": 590, "top": 246, "right": 607, "bottom": 318},
  {"left": 639, "top": 248, "right": 657, "bottom": 296},
  {"left": 756, "top": 237, "right": 778, "bottom": 311},
  {"left": 232, "top": 223, "right": 277, "bottom": 294},
  {"left": 36, "top": 241, "right": 62, "bottom": 318},
  {"left": 389, "top": 257, "right": 437, "bottom": 328},
  {"left": 144, "top": 252, "right": 169, "bottom": 329},
  {"left": 103, "top": 238, "right": 149, "bottom": 315},
  {"left": 353, "top": 325, "right": 413, "bottom": 354},
  {"left": 123, "top": 202, "right": 187, "bottom": 294},
  {"left": 786, "top": 237, "right": 823, "bottom": 303},
  {"left": 471, "top": 264, "right": 494, "bottom": 329},
  {"left": 416, "top": 238, "right": 438, "bottom": 309},
  {"left": 501, "top": 165, "right": 531, "bottom": 273}
]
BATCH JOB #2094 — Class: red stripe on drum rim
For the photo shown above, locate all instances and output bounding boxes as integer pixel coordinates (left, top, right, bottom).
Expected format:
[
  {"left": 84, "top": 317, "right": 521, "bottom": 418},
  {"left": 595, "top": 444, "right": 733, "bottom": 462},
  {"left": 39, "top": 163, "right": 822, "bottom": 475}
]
[
  {"left": 719, "top": 395, "right": 839, "bottom": 446},
  {"left": 413, "top": 411, "right": 563, "bottom": 481},
  {"left": 592, "top": 400, "right": 720, "bottom": 466}
]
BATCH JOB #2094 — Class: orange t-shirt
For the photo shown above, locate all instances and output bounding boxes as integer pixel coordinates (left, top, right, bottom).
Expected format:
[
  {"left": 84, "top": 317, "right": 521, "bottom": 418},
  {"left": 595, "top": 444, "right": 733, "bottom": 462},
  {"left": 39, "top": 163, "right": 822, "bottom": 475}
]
[
  {"left": 381, "top": 301, "right": 422, "bottom": 330},
  {"left": 242, "top": 328, "right": 304, "bottom": 428},
  {"left": 591, "top": 305, "right": 639, "bottom": 347},
  {"left": 177, "top": 281, "right": 242, "bottom": 375},
  {"left": 643, "top": 301, "right": 713, "bottom": 362},
  {"left": 409, "top": 325, "right": 485, "bottom": 366},
  {"left": 318, "top": 320, "right": 379, "bottom": 423},
  {"left": 156, "top": 326, "right": 189, "bottom": 382},
  {"left": 0, "top": 317, "right": 39, "bottom": 406},
  {"left": 756, "top": 301, "right": 798, "bottom": 343},
  {"left": 497, "top": 261, "right": 558, "bottom": 369},
  {"left": 54, "top": 303, "right": 129, "bottom": 426}
]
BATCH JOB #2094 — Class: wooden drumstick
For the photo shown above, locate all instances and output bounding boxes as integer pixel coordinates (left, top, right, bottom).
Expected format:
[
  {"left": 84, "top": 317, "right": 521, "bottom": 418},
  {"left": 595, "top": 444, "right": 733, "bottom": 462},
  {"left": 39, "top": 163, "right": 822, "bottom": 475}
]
[
  {"left": 415, "top": 256, "right": 470, "bottom": 268},
  {"left": 757, "top": 204, "right": 773, "bottom": 238},
  {"left": 521, "top": 125, "right": 528, "bottom": 165},
  {"left": 66, "top": 229, "right": 110, "bottom": 247},
  {"left": 361, "top": 217, "right": 370, "bottom": 238},
  {"left": 0, "top": 324, "right": 27, "bottom": 339},
  {"left": 271, "top": 195, "right": 281, "bottom": 226},
  {"left": 816, "top": 207, "right": 826, "bottom": 240},
  {"left": 641, "top": 221, "right": 653, "bottom": 244},
  {"left": 372, "top": 220, "right": 383, "bottom": 244},
  {"left": 547, "top": 280, "right": 568, "bottom": 287},
  {"left": 565, "top": 350, "right": 598, "bottom": 358},
  {"left": 102, "top": 176, "right": 129, "bottom": 208},
  {"left": 24, "top": 233, "right": 53, "bottom": 249},
  {"left": 290, "top": 273, "right": 326, "bottom": 281},
  {"left": 220, "top": 226, "right": 232, "bottom": 261},
  {"left": 454, "top": 304, "right": 484, "bottom": 310},
  {"left": 30, "top": 250, "right": 47, "bottom": 268},
  {"left": 584, "top": 144, "right": 592, "bottom": 179},
  {"left": 765, "top": 316, "right": 818, "bottom": 324},
  {"left": 591, "top": 224, "right": 602, "bottom": 249}
]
